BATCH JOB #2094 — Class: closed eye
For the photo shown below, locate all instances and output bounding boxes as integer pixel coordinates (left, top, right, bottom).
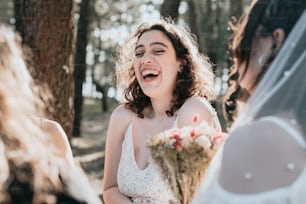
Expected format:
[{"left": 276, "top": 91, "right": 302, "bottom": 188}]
[
  {"left": 153, "top": 50, "right": 165, "bottom": 55},
  {"left": 135, "top": 51, "right": 144, "bottom": 58}
]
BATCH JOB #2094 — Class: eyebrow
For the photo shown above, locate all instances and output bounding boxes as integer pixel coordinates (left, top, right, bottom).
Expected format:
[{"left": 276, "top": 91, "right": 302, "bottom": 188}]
[{"left": 135, "top": 41, "right": 168, "bottom": 50}]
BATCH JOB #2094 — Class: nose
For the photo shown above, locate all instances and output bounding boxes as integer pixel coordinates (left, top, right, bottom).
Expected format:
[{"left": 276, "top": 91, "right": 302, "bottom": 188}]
[{"left": 141, "top": 54, "right": 153, "bottom": 65}]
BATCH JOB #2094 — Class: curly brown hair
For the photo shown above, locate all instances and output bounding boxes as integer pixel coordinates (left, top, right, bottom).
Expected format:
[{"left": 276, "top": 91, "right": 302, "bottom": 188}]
[
  {"left": 116, "top": 19, "right": 215, "bottom": 118},
  {"left": 224, "top": 0, "right": 306, "bottom": 124}
]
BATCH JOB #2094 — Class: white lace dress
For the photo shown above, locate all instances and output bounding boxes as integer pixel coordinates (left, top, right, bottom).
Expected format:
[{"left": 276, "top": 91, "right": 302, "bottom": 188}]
[
  {"left": 117, "top": 100, "right": 220, "bottom": 204},
  {"left": 117, "top": 123, "right": 176, "bottom": 204},
  {"left": 193, "top": 116, "right": 306, "bottom": 204}
]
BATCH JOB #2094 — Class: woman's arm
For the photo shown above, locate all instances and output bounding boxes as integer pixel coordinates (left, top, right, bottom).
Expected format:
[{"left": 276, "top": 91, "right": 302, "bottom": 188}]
[{"left": 102, "top": 105, "right": 134, "bottom": 204}]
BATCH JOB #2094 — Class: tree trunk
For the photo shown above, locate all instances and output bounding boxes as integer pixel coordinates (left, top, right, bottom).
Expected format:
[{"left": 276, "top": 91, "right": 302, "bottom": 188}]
[
  {"left": 187, "top": 0, "right": 202, "bottom": 50},
  {"left": 16, "top": 0, "right": 75, "bottom": 139},
  {"left": 205, "top": 0, "right": 217, "bottom": 64},
  {"left": 160, "top": 0, "right": 181, "bottom": 21},
  {"left": 94, "top": 81, "right": 109, "bottom": 112},
  {"left": 73, "top": 0, "right": 90, "bottom": 137}
]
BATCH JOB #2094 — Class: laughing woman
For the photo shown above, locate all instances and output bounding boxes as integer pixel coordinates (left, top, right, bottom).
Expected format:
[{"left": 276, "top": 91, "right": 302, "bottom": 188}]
[{"left": 102, "top": 19, "right": 220, "bottom": 204}]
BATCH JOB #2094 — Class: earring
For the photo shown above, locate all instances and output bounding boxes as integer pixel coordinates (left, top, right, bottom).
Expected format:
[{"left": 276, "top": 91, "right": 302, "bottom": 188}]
[
  {"left": 258, "top": 52, "right": 271, "bottom": 67},
  {"left": 178, "top": 65, "right": 183, "bottom": 73}
]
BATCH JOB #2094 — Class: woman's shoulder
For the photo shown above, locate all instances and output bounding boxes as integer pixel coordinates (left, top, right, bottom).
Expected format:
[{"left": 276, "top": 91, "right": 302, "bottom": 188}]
[
  {"left": 110, "top": 104, "right": 134, "bottom": 123},
  {"left": 177, "top": 96, "right": 216, "bottom": 127},
  {"left": 107, "top": 104, "right": 134, "bottom": 136},
  {"left": 180, "top": 96, "right": 216, "bottom": 113}
]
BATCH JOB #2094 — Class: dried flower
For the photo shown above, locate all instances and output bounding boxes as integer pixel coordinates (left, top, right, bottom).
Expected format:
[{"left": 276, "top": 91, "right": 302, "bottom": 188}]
[{"left": 148, "top": 121, "right": 226, "bottom": 204}]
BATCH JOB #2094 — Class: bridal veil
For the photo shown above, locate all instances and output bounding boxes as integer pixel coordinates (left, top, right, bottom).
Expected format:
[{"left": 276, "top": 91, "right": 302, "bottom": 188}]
[{"left": 233, "top": 9, "right": 306, "bottom": 138}]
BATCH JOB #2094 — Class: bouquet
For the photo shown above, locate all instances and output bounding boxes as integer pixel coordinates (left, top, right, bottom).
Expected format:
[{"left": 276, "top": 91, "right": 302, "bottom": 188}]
[{"left": 148, "top": 119, "right": 225, "bottom": 204}]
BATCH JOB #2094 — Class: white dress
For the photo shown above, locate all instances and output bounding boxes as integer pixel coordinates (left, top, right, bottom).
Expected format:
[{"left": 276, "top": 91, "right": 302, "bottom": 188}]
[
  {"left": 117, "top": 99, "right": 220, "bottom": 204},
  {"left": 193, "top": 116, "right": 306, "bottom": 204},
  {"left": 117, "top": 122, "right": 176, "bottom": 204}
]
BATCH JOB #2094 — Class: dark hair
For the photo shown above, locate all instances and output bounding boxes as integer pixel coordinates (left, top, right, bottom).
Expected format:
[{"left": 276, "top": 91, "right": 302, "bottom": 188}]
[
  {"left": 224, "top": 0, "right": 306, "bottom": 124},
  {"left": 116, "top": 19, "right": 215, "bottom": 118}
]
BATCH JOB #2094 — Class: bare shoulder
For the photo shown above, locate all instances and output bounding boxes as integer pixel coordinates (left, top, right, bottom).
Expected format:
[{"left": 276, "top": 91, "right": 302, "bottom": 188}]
[
  {"left": 107, "top": 104, "right": 134, "bottom": 139},
  {"left": 37, "top": 118, "right": 74, "bottom": 164},
  {"left": 39, "top": 118, "right": 67, "bottom": 140},
  {"left": 219, "top": 117, "right": 306, "bottom": 193},
  {"left": 177, "top": 96, "right": 215, "bottom": 127},
  {"left": 43, "top": 118, "right": 62, "bottom": 130},
  {"left": 109, "top": 104, "right": 133, "bottom": 124}
]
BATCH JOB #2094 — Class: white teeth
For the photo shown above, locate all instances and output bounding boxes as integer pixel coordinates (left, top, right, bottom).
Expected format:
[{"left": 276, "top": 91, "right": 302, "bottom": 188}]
[{"left": 141, "top": 69, "right": 159, "bottom": 77}]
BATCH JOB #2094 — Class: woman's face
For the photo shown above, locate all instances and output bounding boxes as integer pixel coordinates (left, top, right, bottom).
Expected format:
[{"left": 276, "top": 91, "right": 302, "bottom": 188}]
[
  {"left": 133, "top": 30, "right": 182, "bottom": 98},
  {"left": 238, "top": 31, "right": 273, "bottom": 93}
]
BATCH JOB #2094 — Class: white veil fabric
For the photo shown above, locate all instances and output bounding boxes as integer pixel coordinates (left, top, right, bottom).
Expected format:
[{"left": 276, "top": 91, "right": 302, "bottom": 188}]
[
  {"left": 232, "top": 9, "right": 306, "bottom": 137},
  {"left": 192, "top": 8, "right": 306, "bottom": 204}
]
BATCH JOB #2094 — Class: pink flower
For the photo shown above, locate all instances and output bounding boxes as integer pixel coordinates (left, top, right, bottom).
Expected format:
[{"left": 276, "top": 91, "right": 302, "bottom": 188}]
[
  {"left": 148, "top": 120, "right": 227, "bottom": 204},
  {"left": 192, "top": 114, "right": 199, "bottom": 124},
  {"left": 190, "top": 128, "right": 200, "bottom": 140},
  {"left": 212, "top": 127, "right": 227, "bottom": 144},
  {"left": 169, "top": 134, "right": 182, "bottom": 150},
  {"left": 171, "top": 128, "right": 182, "bottom": 136}
]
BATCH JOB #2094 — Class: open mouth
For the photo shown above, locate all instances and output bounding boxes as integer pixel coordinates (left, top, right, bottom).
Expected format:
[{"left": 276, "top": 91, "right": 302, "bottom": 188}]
[{"left": 141, "top": 69, "right": 159, "bottom": 80}]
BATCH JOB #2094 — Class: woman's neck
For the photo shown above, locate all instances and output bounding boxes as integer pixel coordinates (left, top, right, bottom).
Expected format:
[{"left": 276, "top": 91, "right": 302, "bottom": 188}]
[{"left": 148, "top": 98, "right": 173, "bottom": 118}]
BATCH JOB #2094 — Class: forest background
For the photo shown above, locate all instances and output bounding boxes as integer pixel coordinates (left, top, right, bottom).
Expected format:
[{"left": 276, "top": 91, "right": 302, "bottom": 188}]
[{"left": 0, "top": 0, "right": 250, "bottom": 198}]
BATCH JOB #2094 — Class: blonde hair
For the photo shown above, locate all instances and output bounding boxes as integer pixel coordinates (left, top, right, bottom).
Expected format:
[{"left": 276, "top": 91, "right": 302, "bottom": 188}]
[{"left": 0, "top": 24, "right": 63, "bottom": 203}]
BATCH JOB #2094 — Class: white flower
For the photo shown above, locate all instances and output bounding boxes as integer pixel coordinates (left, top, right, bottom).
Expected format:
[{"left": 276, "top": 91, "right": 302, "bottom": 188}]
[
  {"left": 181, "top": 136, "right": 193, "bottom": 146},
  {"left": 195, "top": 122, "right": 216, "bottom": 138},
  {"left": 168, "top": 138, "right": 176, "bottom": 147},
  {"left": 180, "top": 127, "right": 192, "bottom": 138},
  {"left": 195, "top": 136, "right": 211, "bottom": 149}
]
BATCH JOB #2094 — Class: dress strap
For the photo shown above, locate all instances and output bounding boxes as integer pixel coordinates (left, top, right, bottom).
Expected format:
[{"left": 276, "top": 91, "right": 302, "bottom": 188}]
[{"left": 171, "top": 114, "right": 179, "bottom": 128}]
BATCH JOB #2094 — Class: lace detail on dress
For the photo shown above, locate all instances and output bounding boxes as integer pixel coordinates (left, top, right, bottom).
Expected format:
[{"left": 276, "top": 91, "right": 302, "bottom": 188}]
[{"left": 117, "top": 123, "right": 175, "bottom": 203}]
